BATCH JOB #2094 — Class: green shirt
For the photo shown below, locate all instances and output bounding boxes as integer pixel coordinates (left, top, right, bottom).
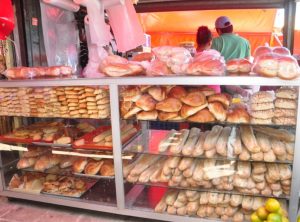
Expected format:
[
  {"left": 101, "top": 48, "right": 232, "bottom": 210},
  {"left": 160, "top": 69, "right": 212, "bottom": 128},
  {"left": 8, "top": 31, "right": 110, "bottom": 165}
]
[{"left": 212, "top": 33, "right": 250, "bottom": 61}]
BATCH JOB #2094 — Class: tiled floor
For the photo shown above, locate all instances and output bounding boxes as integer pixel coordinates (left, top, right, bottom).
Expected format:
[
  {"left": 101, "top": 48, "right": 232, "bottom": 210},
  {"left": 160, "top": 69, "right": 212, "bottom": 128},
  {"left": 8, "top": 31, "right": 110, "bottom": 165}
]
[{"left": 0, "top": 196, "right": 158, "bottom": 222}]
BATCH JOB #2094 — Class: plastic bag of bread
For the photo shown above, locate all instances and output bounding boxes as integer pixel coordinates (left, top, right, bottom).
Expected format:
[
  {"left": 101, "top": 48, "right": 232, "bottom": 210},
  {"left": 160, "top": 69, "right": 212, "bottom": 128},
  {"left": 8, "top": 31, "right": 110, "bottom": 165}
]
[
  {"left": 99, "top": 55, "right": 144, "bottom": 77},
  {"left": 146, "top": 59, "right": 172, "bottom": 76},
  {"left": 152, "top": 46, "right": 192, "bottom": 74},
  {"left": 187, "top": 49, "right": 226, "bottom": 76},
  {"left": 5, "top": 67, "right": 37, "bottom": 79},
  {"left": 252, "top": 53, "right": 300, "bottom": 79},
  {"left": 254, "top": 46, "right": 290, "bottom": 60},
  {"left": 226, "top": 58, "right": 252, "bottom": 75}
]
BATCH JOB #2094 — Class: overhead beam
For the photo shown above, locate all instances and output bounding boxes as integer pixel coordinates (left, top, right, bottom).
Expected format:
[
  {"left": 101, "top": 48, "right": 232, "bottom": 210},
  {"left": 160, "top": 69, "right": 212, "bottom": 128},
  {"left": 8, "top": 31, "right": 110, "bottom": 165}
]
[{"left": 135, "top": 0, "right": 286, "bottom": 12}]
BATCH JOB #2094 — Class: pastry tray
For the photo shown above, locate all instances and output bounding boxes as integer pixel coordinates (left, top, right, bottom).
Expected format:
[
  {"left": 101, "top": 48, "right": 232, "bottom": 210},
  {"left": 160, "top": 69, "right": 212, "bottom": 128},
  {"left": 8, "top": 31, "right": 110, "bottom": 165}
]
[
  {"left": 8, "top": 187, "right": 43, "bottom": 195},
  {"left": 0, "top": 135, "right": 46, "bottom": 144},
  {"left": 41, "top": 178, "right": 98, "bottom": 198},
  {"left": 72, "top": 125, "right": 140, "bottom": 151}
]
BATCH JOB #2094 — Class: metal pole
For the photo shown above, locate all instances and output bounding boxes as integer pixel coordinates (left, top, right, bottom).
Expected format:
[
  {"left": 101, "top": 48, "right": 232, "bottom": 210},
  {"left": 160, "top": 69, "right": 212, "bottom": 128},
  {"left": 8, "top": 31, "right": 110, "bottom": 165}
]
[
  {"left": 283, "top": 0, "right": 296, "bottom": 53},
  {"left": 109, "top": 84, "right": 125, "bottom": 209}
]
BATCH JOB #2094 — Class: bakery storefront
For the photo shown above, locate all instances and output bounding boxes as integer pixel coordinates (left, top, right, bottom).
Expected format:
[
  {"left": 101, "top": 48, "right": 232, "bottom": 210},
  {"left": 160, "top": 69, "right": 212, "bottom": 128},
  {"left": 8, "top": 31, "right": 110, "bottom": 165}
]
[{"left": 0, "top": 0, "right": 299, "bottom": 222}]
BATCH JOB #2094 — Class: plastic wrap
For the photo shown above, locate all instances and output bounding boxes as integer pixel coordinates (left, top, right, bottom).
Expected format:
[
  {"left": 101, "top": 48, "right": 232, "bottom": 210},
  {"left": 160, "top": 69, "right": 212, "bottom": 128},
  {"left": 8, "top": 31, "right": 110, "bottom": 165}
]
[
  {"left": 152, "top": 46, "right": 192, "bottom": 74},
  {"left": 226, "top": 58, "right": 252, "bottom": 75},
  {"left": 40, "top": 2, "right": 79, "bottom": 74},
  {"left": 252, "top": 53, "right": 300, "bottom": 80},
  {"left": 4, "top": 66, "right": 72, "bottom": 80},
  {"left": 146, "top": 59, "right": 172, "bottom": 76},
  {"left": 106, "top": 0, "right": 145, "bottom": 52},
  {"left": 99, "top": 55, "right": 144, "bottom": 77},
  {"left": 187, "top": 50, "right": 225, "bottom": 76},
  {"left": 253, "top": 46, "right": 291, "bottom": 62}
]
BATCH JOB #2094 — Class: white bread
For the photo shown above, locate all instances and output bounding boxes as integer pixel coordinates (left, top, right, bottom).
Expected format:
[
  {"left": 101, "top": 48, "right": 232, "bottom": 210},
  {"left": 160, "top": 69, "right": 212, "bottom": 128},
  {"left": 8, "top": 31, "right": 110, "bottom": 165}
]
[{"left": 240, "top": 126, "right": 260, "bottom": 153}]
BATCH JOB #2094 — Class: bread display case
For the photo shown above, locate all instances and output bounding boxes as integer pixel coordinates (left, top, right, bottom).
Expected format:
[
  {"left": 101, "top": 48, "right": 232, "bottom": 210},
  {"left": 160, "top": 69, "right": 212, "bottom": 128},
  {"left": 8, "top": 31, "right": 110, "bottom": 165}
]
[{"left": 0, "top": 76, "right": 298, "bottom": 222}]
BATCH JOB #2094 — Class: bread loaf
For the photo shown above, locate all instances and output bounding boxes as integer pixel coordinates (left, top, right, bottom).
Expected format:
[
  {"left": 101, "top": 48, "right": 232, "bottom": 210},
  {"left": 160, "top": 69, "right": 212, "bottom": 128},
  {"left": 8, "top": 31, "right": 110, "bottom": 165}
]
[
  {"left": 274, "top": 108, "right": 296, "bottom": 117},
  {"left": 208, "top": 93, "right": 231, "bottom": 108},
  {"left": 158, "top": 111, "right": 178, "bottom": 121},
  {"left": 203, "top": 125, "right": 223, "bottom": 150},
  {"left": 180, "top": 103, "right": 207, "bottom": 118},
  {"left": 226, "top": 107, "right": 250, "bottom": 123},
  {"left": 188, "top": 108, "right": 216, "bottom": 123},
  {"left": 273, "top": 117, "right": 296, "bottom": 125},
  {"left": 240, "top": 126, "right": 260, "bottom": 153},
  {"left": 158, "top": 129, "right": 177, "bottom": 152},
  {"left": 135, "top": 94, "right": 156, "bottom": 111},
  {"left": 216, "top": 127, "right": 231, "bottom": 157},
  {"left": 148, "top": 86, "right": 166, "bottom": 102},
  {"left": 84, "top": 160, "right": 104, "bottom": 175},
  {"left": 250, "top": 102, "right": 274, "bottom": 111},
  {"left": 167, "top": 86, "right": 187, "bottom": 99},
  {"left": 181, "top": 91, "right": 206, "bottom": 107},
  {"left": 250, "top": 91, "right": 273, "bottom": 104},
  {"left": 192, "top": 131, "right": 209, "bottom": 157},
  {"left": 276, "top": 87, "right": 297, "bottom": 99},
  {"left": 253, "top": 126, "right": 295, "bottom": 142},
  {"left": 156, "top": 98, "right": 182, "bottom": 112},
  {"left": 178, "top": 157, "right": 194, "bottom": 171},
  {"left": 237, "top": 162, "right": 251, "bottom": 179},
  {"left": 169, "top": 129, "right": 189, "bottom": 154},
  {"left": 270, "top": 138, "right": 286, "bottom": 156},
  {"left": 182, "top": 127, "right": 201, "bottom": 156},
  {"left": 99, "top": 160, "right": 114, "bottom": 176},
  {"left": 136, "top": 110, "right": 158, "bottom": 120},
  {"left": 239, "top": 144, "right": 251, "bottom": 161},
  {"left": 17, "top": 157, "right": 37, "bottom": 169},
  {"left": 208, "top": 102, "right": 227, "bottom": 121},
  {"left": 275, "top": 98, "right": 297, "bottom": 109}
]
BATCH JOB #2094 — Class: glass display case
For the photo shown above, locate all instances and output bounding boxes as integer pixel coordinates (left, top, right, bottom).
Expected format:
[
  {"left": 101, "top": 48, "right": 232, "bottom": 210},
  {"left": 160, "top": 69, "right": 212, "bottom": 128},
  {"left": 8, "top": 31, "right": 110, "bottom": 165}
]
[{"left": 0, "top": 76, "right": 299, "bottom": 222}]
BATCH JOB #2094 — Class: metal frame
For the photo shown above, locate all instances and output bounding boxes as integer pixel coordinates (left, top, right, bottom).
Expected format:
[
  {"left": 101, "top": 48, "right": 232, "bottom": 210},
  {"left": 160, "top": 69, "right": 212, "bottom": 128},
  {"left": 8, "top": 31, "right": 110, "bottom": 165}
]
[{"left": 0, "top": 77, "right": 299, "bottom": 222}]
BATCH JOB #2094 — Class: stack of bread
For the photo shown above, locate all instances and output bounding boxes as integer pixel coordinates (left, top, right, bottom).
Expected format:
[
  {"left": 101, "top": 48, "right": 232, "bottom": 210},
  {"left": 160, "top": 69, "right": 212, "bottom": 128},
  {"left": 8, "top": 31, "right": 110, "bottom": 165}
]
[
  {"left": 249, "top": 91, "right": 274, "bottom": 124},
  {"left": 154, "top": 189, "right": 287, "bottom": 221},
  {"left": 154, "top": 125, "right": 294, "bottom": 162},
  {"left": 124, "top": 153, "right": 291, "bottom": 197},
  {"left": 17, "top": 149, "right": 115, "bottom": 177},
  {"left": 120, "top": 85, "right": 246, "bottom": 123},
  {"left": 0, "top": 86, "right": 110, "bottom": 119},
  {"left": 273, "top": 87, "right": 297, "bottom": 125}
]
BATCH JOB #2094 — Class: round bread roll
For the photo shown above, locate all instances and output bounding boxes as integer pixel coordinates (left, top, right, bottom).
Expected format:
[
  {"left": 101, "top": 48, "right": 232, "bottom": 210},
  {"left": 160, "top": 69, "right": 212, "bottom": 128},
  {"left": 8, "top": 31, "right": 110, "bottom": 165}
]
[
  {"left": 158, "top": 111, "right": 179, "bottom": 121},
  {"left": 136, "top": 110, "right": 158, "bottom": 120},
  {"left": 181, "top": 91, "right": 206, "bottom": 107},
  {"left": 274, "top": 108, "right": 296, "bottom": 117},
  {"left": 250, "top": 102, "right": 274, "bottom": 111},
  {"left": 188, "top": 108, "right": 215, "bottom": 123},
  {"left": 253, "top": 54, "right": 279, "bottom": 77},
  {"left": 275, "top": 87, "right": 297, "bottom": 99},
  {"left": 226, "top": 108, "right": 250, "bottom": 123},
  {"left": 274, "top": 98, "right": 297, "bottom": 109},
  {"left": 208, "top": 93, "right": 231, "bottom": 108},
  {"left": 156, "top": 98, "right": 182, "bottom": 112},
  {"left": 250, "top": 91, "right": 273, "bottom": 104},
  {"left": 250, "top": 117, "right": 272, "bottom": 125},
  {"left": 208, "top": 102, "right": 227, "bottom": 121},
  {"left": 250, "top": 109, "right": 274, "bottom": 119},
  {"left": 273, "top": 117, "right": 296, "bottom": 125},
  {"left": 167, "top": 86, "right": 187, "bottom": 99},
  {"left": 135, "top": 94, "right": 156, "bottom": 111}
]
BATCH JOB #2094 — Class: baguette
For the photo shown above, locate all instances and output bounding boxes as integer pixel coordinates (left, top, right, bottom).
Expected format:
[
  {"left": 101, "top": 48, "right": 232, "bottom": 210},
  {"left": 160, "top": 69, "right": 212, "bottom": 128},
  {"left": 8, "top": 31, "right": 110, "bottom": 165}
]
[
  {"left": 239, "top": 144, "right": 251, "bottom": 161},
  {"left": 183, "top": 159, "right": 198, "bottom": 178},
  {"left": 270, "top": 138, "right": 286, "bottom": 156},
  {"left": 154, "top": 194, "right": 167, "bottom": 213},
  {"left": 256, "top": 133, "right": 271, "bottom": 152},
  {"left": 158, "top": 129, "right": 177, "bottom": 153},
  {"left": 192, "top": 160, "right": 204, "bottom": 182},
  {"left": 165, "top": 190, "right": 179, "bottom": 206},
  {"left": 129, "top": 155, "right": 160, "bottom": 176},
  {"left": 263, "top": 149, "right": 276, "bottom": 162},
  {"left": 237, "top": 162, "right": 251, "bottom": 179},
  {"left": 253, "top": 126, "right": 295, "bottom": 142},
  {"left": 177, "top": 206, "right": 187, "bottom": 216},
  {"left": 285, "top": 142, "right": 294, "bottom": 155},
  {"left": 240, "top": 125, "right": 260, "bottom": 153},
  {"left": 149, "top": 166, "right": 164, "bottom": 183},
  {"left": 178, "top": 157, "right": 194, "bottom": 171},
  {"left": 231, "top": 127, "right": 242, "bottom": 156},
  {"left": 186, "top": 201, "right": 199, "bottom": 216},
  {"left": 169, "top": 129, "right": 189, "bottom": 154},
  {"left": 216, "top": 127, "right": 231, "bottom": 157},
  {"left": 203, "top": 125, "right": 223, "bottom": 150},
  {"left": 167, "top": 206, "right": 177, "bottom": 215},
  {"left": 138, "top": 157, "right": 165, "bottom": 183},
  {"left": 168, "top": 156, "right": 181, "bottom": 169},
  {"left": 182, "top": 127, "right": 201, "bottom": 156},
  {"left": 192, "top": 131, "right": 209, "bottom": 157},
  {"left": 93, "top": 130, "right": 112, "bottom": 143},
  {"left": 278, "top": 164, "right": 292, "bottom": 180},
  {"left": 230, "top": 195, "right": 243, "bottom": 207}
]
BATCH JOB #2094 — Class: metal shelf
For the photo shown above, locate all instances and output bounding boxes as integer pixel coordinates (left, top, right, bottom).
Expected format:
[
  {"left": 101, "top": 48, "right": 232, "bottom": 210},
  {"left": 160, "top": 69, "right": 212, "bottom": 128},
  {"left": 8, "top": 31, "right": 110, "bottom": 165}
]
[
  {"left": 125, "top": 181, "right": 290, "bottom": 199},
  {"left": 0, "top": 76, "right": 299, "bottom": 87}
]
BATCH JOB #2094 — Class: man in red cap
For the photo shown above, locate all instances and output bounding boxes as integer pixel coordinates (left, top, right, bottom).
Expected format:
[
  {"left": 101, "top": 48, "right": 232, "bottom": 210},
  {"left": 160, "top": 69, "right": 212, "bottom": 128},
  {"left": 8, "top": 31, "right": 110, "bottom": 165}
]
[{"left": 212, "top": 16, "right": 250, "bottom": 61}]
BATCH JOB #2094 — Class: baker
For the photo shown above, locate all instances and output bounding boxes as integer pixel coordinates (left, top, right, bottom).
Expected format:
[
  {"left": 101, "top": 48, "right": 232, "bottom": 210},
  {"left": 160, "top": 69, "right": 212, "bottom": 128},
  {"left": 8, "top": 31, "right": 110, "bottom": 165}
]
[{"left": 212, "top": 16, "right": 250, "bottom": 61}]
